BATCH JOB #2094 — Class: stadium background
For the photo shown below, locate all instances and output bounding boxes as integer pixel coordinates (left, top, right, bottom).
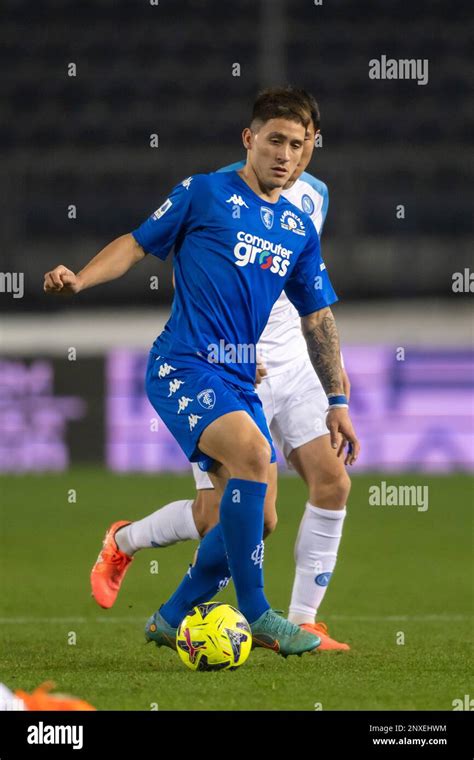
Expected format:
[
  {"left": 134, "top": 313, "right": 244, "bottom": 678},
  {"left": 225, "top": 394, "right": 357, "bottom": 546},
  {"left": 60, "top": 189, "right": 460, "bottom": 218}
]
[{"left": 1, "top": 0, "right": 473, "bottom": 712}]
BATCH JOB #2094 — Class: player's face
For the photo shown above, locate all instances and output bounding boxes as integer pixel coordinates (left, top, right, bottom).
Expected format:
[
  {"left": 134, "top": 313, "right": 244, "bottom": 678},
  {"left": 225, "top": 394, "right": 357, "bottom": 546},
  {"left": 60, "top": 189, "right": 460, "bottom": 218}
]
[
  {"left": 244, "top": 118, "right": 306, "bottom": 189},
  {"left": 286, "top": 123, "right": 318, "bottom": 186}
]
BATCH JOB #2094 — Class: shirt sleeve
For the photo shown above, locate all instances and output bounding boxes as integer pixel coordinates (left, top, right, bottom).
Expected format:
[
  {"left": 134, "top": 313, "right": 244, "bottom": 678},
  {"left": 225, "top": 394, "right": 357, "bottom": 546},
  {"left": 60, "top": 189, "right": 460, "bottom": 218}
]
[
  {"left": 320, "top": 182, "right": 329, "bottom": 233},
  {"left": 131, "top": 176, "right": 195, "bottom": 260},
  {"left": 284, "top": 225, "right": 338, "bottom": 316}
]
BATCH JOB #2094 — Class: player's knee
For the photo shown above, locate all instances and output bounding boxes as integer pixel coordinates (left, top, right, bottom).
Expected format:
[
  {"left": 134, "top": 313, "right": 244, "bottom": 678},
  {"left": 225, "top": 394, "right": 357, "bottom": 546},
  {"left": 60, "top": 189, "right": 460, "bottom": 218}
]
[
  {"left": 333, "top": 471, "right": 351, "bottom": 504},
  {"left": 237, "top": 438, "right": 272, "bottom": 480},
  {"left": 309, "top": 469, "right": 351, "bottom": 508}
]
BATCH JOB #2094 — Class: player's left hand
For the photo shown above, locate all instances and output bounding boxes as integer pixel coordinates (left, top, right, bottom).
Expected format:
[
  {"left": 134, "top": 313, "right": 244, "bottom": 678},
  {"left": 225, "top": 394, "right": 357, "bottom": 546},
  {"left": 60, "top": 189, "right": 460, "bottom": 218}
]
[
  {"left": 326, "top": 407, "right": 360, "bottom": 465},
  {"left": 255, "top": 359, "right": 268, "bottom": 386}
]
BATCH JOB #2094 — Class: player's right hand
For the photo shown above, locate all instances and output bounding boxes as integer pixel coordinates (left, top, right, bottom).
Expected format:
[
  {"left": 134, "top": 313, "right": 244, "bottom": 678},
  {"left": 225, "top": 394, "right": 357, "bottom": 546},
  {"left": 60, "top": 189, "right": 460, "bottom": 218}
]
[
  {"left": 43, "top": 266, "right": 82, "bottom": 295},
  {"left": 326, "top": 406, "right": 360, "bottom": 466}
]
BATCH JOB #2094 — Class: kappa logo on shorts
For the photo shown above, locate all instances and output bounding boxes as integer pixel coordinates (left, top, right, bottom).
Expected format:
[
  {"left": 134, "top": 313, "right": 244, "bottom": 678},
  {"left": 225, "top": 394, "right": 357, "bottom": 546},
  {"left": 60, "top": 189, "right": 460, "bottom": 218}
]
[
  {"left": 158, "top": 362, "right": 176, "bottom": 378},
  {"left": 197, "top": 388, "right": 216, "bottom": 409},
  {"left": 177, "top": 396, "right": 193, "bottom": 413},
  {"left": 168, "top": 379, "right": 185, "bottom": 396},
  {"left": 188, "top": 413, "right": 202, "bottom": 430}
]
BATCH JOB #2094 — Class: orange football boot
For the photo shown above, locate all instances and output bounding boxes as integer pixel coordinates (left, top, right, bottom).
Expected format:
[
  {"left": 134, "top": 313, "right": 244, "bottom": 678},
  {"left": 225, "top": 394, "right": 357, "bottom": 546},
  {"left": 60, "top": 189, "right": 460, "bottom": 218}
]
[
  {"left": 90, "top": 520, "right": 133, "bottom": 608},
  {"left": 300, "top": 621, "right": 350, "bottom": 651},
  {"left": 16, "top": 682, "right": 96, "bottom": 711}
]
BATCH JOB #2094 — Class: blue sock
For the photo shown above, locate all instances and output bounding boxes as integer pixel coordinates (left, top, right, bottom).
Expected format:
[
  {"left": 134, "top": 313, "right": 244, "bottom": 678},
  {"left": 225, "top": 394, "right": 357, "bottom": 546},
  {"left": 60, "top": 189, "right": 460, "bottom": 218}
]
[
  {"left": 159, "top": 524, "right": 231, "bottom": 628},
  {"left": 219, "top": 478, "right": 269, "bottom": 624}
]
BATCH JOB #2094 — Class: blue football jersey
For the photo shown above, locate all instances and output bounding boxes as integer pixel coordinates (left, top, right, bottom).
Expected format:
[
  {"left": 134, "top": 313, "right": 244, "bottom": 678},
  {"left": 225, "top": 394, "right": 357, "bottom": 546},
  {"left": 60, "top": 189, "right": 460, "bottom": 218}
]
[
  {"left": 217, "top": 161, "right": 329, "bottom": 235},
  {"left": 132, "top": 171, "right": 337, "bottom": 390}
]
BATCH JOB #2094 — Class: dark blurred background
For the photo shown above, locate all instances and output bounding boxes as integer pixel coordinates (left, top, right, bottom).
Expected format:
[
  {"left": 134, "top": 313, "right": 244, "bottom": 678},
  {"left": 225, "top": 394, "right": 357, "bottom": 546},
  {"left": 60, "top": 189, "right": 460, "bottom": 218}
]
[{"left": 1, "top": 0, "right": 472, "bottom": 309}]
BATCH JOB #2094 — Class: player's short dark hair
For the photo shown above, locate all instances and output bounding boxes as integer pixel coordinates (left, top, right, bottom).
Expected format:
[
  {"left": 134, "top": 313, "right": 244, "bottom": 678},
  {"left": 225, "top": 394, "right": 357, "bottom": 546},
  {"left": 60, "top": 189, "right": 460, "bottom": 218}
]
[
  {"left": 251, "top": 86, "right": 320, "bottom": 132},
  {"left": 294, "top": 88, "right": 320, "bottom": 131}
]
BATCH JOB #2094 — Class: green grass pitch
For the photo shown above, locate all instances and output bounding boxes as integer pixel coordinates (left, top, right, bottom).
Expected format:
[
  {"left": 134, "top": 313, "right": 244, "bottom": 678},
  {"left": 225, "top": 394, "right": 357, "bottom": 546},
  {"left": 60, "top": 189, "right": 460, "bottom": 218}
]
[{"left": 0, "top": 471, "right": 472, "bottom": 710}]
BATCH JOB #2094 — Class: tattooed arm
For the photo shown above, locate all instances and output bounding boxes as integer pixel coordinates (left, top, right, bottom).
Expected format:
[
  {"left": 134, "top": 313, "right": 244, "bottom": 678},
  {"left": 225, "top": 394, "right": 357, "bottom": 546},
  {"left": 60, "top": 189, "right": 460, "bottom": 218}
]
[
  {"left": 301, "top": 307, "right": 360, "bottom": 464},
  {"left": 301, "top": 307, "right": 344, "bottom": 396}
]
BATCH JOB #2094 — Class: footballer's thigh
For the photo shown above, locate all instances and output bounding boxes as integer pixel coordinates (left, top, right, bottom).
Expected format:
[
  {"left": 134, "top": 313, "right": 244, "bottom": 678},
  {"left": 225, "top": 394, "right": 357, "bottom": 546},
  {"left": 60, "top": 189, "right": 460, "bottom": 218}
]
[
  {"left": 199, "top": 410, "right": 272, "bottom": 481},
  {"left": 146, "top": 354, "right": 275, "bottom": 486}
]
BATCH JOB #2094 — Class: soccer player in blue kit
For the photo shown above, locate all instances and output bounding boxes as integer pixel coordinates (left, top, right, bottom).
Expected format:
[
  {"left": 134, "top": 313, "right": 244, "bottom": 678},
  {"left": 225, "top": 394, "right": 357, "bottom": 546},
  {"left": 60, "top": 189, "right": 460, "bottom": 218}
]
[{"left": 44, "top": 89, "right": 359, "bottom": 657}]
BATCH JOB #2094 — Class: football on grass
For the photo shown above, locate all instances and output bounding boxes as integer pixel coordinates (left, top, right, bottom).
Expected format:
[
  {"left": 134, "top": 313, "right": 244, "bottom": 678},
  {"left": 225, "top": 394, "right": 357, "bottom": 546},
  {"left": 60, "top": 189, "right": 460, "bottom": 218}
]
[{"left": 176, "top": 602, "right": 252, "bottom": 671}]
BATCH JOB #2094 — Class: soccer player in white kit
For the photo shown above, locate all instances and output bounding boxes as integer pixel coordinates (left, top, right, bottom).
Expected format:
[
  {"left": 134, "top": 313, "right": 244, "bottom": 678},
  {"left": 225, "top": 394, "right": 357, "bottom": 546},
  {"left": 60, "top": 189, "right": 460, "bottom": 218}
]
[{"left": 91, "top": 90, "right": 353, "bottom": 651}]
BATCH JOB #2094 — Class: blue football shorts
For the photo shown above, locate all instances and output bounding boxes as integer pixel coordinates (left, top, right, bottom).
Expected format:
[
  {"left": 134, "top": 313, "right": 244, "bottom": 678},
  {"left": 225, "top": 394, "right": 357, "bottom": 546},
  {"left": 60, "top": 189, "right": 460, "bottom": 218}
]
[{"left": 145, "top": 350, "right": 276, "bottom": 472}]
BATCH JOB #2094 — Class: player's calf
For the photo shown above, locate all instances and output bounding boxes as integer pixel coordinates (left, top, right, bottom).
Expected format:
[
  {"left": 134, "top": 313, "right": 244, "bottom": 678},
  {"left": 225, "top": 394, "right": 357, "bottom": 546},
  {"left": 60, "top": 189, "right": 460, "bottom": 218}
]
[{"left": 192, "top": 489, "right": 220, "bottom": 536}]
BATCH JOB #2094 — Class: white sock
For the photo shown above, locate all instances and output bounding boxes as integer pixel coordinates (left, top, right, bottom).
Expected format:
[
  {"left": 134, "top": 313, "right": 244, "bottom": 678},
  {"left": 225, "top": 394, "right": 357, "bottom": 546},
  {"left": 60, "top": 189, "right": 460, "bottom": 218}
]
[
  {"left": 115, "top": 499, "right": 200, "bottom": 555},
  {"left": 288, "top": 503, "right": 346, "bottom": 625}
]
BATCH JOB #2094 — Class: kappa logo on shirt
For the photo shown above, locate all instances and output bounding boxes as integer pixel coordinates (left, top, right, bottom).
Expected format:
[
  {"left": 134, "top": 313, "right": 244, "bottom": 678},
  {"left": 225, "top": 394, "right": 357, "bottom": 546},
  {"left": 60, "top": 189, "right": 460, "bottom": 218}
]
[
  {"left": 226, "top": 194, "right": 249, "bottom": 208},
  {"left": 280, "top": 209, "right": 306, "bottom": 236},
  {"left": 182, "top": 177, "right": 193, "bottom": 190}
]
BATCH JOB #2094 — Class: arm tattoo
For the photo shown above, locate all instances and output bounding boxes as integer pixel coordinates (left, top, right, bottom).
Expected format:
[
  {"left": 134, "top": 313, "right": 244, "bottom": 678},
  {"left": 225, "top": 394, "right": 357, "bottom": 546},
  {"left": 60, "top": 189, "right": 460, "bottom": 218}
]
[{"left": 301, "top": 309, "right": 343, "bottom": 396}]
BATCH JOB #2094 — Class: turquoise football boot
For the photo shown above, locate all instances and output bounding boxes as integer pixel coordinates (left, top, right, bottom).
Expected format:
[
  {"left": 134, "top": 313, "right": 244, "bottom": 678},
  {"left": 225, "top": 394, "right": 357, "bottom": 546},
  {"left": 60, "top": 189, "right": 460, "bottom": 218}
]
[
  {"left": 145, "top": 608, "right": 177, "bottom": 651},
  {"left": 250, "top": 609, "right": 320, "bottom": 657}
]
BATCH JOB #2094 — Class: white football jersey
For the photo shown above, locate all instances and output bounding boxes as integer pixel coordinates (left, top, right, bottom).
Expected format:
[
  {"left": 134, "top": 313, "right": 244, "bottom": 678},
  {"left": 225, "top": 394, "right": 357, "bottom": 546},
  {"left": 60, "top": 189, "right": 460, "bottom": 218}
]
[{"left": 257, "top": 171, "right": 329, "bottom": 375}]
